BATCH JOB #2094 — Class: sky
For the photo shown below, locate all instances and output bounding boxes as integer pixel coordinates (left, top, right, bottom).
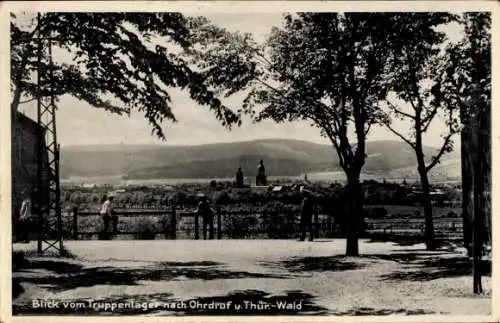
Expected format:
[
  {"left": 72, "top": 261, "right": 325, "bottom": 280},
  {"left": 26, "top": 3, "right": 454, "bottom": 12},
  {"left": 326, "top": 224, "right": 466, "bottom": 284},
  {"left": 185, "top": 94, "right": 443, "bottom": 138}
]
[{"left": 16, "top": 12, "right": 464, "bottom": 149}]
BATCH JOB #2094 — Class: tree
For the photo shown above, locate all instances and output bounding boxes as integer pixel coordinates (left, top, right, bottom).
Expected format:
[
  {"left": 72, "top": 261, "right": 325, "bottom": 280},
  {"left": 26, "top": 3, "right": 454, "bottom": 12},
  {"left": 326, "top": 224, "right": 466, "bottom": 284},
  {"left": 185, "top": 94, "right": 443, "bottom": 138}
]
[
  {"left": 69, "top": 192, "right": 81, "bottom": 205},
  {"left": 189, "top": 13, "right": 436, "bottom": 256},
  {"left": 10, "top": 12, "right": 240, "bottom": 139},
  {"left": 441, "top": 12, "right": 491, "bottom": 293},
  {"left": 191, "top": 13, "right": 458, "bottom": 256},
  {"left": 381, "top": 13, "right": 457, "bottom": 250}
]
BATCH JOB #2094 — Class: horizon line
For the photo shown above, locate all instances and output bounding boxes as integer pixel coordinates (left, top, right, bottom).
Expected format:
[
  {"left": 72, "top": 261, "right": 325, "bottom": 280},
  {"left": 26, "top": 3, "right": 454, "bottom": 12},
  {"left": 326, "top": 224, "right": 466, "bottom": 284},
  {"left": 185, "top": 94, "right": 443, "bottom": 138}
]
[{"left": 61, "top": 138, "right": 448, "bottom": 150}]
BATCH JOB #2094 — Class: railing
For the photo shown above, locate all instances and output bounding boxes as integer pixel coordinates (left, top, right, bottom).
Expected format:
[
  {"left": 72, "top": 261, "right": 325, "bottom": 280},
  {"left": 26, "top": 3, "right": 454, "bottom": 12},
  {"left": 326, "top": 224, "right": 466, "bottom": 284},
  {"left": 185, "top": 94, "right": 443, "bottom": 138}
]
[
  {"left": 70, "top": 206, "right": 323, "bottom": 240},
  {"left": 69, "top": 206, "right": 463, "bottom": 241},
  {"left": 364, "top": 218, "right": 463, "bottom": 240}
]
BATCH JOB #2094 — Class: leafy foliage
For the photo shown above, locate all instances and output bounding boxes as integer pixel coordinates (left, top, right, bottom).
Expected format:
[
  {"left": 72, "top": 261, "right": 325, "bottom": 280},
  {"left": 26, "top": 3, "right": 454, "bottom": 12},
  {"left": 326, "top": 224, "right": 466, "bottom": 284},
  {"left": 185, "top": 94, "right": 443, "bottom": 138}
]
[
  {"left": 382, "top": 13, "right": 461, "bottom": 174},
  {"left": 188, "top": 12, "right": 464, "bottom": 255},
  {"left": 221, "top": 14, "right": 395, "bottom": 176},
  {"left": 11, "top": 13, "right": 240, "bottom": 140},
  {"left": 440, "top": 13, "right": 491, "bottom": 122},
  {"left": 223, "top": 214, "right": 258, "bottom": 239},
  {"left": 443, "top": 13, "right": 492, "bottom": 258}
]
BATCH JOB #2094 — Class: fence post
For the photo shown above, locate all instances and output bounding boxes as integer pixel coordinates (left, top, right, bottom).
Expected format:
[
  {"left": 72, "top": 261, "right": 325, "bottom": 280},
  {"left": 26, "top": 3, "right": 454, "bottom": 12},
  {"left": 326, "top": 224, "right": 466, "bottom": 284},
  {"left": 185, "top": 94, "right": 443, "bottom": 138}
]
[
  {"left": 262, "top": 210, "right": 268, "bottom": 236},
  {"left": 194, "top": 211, "right": 199, "bottom": 240},
  {"left": 171, "top": 204, "right": 177, "bottom": 240},
  {"left": 217, "top": 208, "right": 222, "bottom": 240},
  {"left": 314, "top": 212, "right": 320, "bottom": 239},
  {"left": 72, "top": 207, "right": 78, "bottom": 240}
]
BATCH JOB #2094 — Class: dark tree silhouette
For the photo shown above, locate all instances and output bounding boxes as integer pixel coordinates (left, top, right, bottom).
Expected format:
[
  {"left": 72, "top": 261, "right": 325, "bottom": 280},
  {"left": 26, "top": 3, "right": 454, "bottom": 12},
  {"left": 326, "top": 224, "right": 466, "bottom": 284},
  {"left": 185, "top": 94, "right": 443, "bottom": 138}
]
[
  {"left": 10, "top": 13, "right": 241, "bottom": 139},
  {"left": 440, "top": 12, "right": 491, "bottom": 293},
  {"left": 381, "top": 13, "right": 457, "bottom": 250},
  {"left": 189, "top": 13, "right": 453, "bottom": 256}
]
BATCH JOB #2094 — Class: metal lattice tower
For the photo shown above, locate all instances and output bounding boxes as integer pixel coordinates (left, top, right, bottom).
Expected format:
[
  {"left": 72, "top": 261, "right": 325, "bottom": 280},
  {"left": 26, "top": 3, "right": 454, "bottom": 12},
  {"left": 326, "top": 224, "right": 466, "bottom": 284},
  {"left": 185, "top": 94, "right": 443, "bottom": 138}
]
[{"left": 35, "top": 13, "right": 63, "bottom": 256}]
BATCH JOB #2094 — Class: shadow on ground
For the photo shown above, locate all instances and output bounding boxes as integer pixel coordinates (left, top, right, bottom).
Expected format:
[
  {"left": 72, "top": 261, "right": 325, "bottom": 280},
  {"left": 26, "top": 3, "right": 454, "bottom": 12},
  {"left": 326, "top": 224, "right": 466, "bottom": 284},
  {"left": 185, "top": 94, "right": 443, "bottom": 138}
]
[
  {"left": 13, "top": 258, "right": 292, "bottom": 295},
  {"left": 366, "top": 251, "right": 491, "bottom": 281},
  {"left": 330, "top": 307, "right": 436, "bottom": 316},
  {"left": 261, "top": 255, "right": 366, "bottom": 273}
]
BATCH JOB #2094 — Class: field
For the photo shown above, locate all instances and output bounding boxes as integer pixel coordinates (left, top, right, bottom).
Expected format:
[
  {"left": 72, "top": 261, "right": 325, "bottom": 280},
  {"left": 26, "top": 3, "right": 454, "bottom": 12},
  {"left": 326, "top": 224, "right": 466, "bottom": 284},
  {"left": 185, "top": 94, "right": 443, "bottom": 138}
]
[{"left": 12, "top": 239, "right": 490, "bottom": 316}]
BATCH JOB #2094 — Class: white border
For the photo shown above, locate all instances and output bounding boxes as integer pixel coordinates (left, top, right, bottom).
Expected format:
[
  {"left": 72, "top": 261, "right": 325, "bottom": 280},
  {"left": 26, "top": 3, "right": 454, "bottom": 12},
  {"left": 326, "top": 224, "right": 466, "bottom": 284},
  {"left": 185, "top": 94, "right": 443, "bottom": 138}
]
[{"left": 1, "top": 1, "right": 499, "bottom": 323}]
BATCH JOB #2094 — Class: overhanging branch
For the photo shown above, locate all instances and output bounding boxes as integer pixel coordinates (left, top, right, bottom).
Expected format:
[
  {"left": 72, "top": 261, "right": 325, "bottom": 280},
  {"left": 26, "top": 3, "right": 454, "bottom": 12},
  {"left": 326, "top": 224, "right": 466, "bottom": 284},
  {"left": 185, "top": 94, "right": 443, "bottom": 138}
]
[
  {"left": 19, "top": 97, "right": 38, "bottom": 104},
  {"left": 384, "top": 123, "right": 417, "bottom": 150},
  {"left": 421, "top": 105, "right": 439, "bottom": 132},
  {"left": 386, "top": 100, "right": 416, "bottom": 120},
  {"left": 425, "top": 133, "right": 453, "bottom": 173}
]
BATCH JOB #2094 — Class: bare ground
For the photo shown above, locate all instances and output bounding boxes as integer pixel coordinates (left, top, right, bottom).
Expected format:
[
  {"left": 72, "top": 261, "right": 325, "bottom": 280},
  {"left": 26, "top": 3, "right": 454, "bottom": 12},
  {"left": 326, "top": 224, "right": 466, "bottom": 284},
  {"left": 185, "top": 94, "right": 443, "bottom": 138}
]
[{"left": 12, "top": 239, "right": 491, "bottom": 316}]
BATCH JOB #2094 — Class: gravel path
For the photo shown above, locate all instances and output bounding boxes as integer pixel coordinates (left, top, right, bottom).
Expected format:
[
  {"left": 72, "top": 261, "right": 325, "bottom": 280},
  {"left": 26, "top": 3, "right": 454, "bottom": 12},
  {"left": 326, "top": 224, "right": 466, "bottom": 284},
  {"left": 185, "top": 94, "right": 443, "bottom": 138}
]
[{"left": 12, "top": 239, "right": 491, "bottom": 316}]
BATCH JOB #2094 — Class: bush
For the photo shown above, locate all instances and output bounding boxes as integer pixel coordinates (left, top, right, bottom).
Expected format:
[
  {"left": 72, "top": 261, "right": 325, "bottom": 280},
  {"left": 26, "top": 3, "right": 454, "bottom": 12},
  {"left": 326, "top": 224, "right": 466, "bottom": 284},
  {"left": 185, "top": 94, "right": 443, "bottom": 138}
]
[
  {"left": 262, "top": 212, "right": 296, "bottom": 238},
  {"left": 223, "top": 214, "right": 258, "bottom": 238},
  {"left": 78, "top": 215, "right": 102, "bottom": 234},
  {"left": 214, "top": 191, "right": 232, "bottom": 205},
  {"left": 261, "top": 201, "right": 299, "bottom": 238},
  {"left": 130, "top": 217, "right": 158, "bottom": 240}
]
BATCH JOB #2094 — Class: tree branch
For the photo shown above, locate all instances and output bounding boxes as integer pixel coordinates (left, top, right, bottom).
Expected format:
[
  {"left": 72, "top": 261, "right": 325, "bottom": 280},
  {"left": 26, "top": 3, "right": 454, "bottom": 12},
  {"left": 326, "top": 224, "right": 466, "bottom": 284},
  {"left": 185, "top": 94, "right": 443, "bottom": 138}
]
[
  {"left": 308, "top": 113, "right": 346, "bottom": 170},
  {"left": 386, "top": 100, "right": 416, "bottom": 120},
  {"left": 384, "top": 123, "right": 417, "bottom": 150},
  {"left": 425, "top": 133, "right": 453, "bottom": 173},
  {"left": 253, "top": 50, "right": 274, "bottom": 69},
  {"left": 19, "top": 97, "right": 37, "bottom": 105},
  {"left": 421, "top": 105, "right": 439, "bottom": 132},
  {"left": 364, "top": 122, "right": 372, "bottom": 136},
  {"left": 403, "top": 83, "right": 418, "bottom": 112},
  {"left": 254, "top": 77, "right": 284, "bottom": 96},
  {"left": 410, "top": 67, "right": 425, "bottom": 111},
  {"left": 253, "top": 75, "right": 351, "bottom": 172}
]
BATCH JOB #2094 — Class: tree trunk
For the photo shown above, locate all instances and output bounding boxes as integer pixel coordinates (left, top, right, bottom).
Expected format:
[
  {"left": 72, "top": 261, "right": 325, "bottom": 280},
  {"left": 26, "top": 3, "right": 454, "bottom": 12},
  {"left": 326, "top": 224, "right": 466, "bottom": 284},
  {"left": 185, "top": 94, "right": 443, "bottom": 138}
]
[
  {"left": 11, "top": 86, "right": 22, "bottom": 118},
  {"left": 472, "top": 180, "right": 483, "bottom": 294},
  {"left": 461, "top": 130, "right": 474, "bottom": 256},
  {"left": 472, "top": 97, "right": 489, "bottom": 294},
  {"left": 482, "top": 95, "right": 492, "bottom": 251},
  {"left": 345, "top": 174, "right": 363, "bottom": 256},
  {"left": 419, "top": 170, "right": 436, "bottom": 250},
  {"left": 471, "top": 117, "right": 483, "bottom": 294},
  {"left": 414, "top": 112, "right": 435, "bottom": 251}
]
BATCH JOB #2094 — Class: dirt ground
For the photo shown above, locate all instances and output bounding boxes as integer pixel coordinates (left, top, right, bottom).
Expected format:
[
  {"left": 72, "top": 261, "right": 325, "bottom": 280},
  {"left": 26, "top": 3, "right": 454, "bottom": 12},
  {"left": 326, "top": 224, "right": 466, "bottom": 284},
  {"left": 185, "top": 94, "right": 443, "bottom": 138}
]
[{"left": 12, "top": 239, "right": 491, "bottom": 316}]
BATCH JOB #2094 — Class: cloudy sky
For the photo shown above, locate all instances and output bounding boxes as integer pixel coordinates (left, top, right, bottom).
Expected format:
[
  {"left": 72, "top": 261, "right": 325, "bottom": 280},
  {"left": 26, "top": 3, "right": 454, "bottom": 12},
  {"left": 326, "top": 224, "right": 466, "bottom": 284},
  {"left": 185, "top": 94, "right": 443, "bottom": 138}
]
[{"left": 16, "top": 12, "right": 463, "bottom": 149}]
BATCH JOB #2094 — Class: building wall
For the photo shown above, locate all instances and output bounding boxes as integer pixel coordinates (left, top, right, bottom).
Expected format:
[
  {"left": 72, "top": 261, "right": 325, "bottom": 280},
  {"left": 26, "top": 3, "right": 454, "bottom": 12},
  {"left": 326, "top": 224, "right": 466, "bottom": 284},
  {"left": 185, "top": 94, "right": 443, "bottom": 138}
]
[{"left": 11, "top": 112, "right": 49, "bottom": 224}]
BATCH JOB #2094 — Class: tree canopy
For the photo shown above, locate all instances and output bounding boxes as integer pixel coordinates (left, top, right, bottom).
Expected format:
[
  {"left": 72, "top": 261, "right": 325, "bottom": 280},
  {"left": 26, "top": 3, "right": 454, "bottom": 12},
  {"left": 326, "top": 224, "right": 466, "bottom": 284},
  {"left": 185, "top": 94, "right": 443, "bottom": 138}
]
[
  {"left": 379, "top": 12, "right": 456, "bottom": 250},
  {"left": 188, "top": 12, "right": 460, "bottom": 256},
  {"left": 383, "top": 13, "right": 459, "bottom": 172},
  {"left": 10, "top": 12, "right": 241, "bottom": 139}
]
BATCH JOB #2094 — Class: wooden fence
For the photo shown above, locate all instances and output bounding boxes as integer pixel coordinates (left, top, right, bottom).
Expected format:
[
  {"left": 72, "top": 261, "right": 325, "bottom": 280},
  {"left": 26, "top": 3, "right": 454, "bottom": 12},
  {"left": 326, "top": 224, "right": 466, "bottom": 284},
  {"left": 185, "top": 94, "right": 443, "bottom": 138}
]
[
  {"left": 69, "top": 207, "right": 463, "bottom": 240},
  {"left": 365, "top": 218, "right": 463, "bottom": 240},
  {"left": 70, "top": 206, "right": 324, "bottom": 240}
]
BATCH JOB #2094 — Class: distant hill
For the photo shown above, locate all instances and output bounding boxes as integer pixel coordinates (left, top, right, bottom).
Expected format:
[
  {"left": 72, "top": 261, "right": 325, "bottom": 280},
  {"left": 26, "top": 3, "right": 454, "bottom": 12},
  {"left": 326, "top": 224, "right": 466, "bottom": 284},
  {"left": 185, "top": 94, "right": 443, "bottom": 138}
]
[
  {"left": 59, "top": 139, "right": 459, "bottom": 180},
  {"left": 389, "top": 158, "right": 461, "bottom": 182}
]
